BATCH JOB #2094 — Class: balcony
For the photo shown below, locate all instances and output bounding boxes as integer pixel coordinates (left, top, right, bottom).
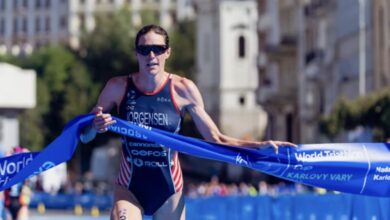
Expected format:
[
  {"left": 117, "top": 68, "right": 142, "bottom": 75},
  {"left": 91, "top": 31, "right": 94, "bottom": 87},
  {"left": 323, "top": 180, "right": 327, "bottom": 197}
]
[
  {"left": 257, "top": 82, "right": 296, "bottom": 107},
  {"left": 264, "top": 34, "right": 297, "bottom": 58}
]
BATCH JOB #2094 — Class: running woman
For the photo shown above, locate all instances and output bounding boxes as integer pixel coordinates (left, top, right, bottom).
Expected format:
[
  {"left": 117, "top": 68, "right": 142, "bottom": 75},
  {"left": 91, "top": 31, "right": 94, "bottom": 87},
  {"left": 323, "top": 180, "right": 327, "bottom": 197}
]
[{"left": 81, "top": 24, "right": 296, "bottom": 220}]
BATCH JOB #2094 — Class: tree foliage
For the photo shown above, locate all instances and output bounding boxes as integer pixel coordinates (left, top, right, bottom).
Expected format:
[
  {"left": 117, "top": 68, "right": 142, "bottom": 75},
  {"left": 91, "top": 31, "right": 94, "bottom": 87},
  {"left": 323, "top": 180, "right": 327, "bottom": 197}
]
[
  {"left": 167, "top": 19, "right": 196, "bottom": 79},
  {"left": 15, "top": 47, "right": 96, "bottom": 150},
  {"left": 79, "top": 9, "right": 138, "bottom": 85},
  {"left": 319, "top": 88, "right": 390, "bottom": 141},
  {"left": 140, "top": 8, "right": 159, "bottom": 26}
]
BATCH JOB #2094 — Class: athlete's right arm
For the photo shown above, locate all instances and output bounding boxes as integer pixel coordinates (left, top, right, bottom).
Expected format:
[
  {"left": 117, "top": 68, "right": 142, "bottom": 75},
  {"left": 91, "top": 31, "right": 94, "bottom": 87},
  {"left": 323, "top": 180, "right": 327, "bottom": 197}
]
[{"left": 80, "top": 77, "right": 126, "bottom": 143}]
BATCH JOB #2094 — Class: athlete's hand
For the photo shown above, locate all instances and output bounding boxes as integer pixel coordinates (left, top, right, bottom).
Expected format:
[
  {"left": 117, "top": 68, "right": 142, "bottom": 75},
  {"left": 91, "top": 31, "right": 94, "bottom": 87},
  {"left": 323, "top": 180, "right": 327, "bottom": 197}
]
[
  {"left": 257, "top": 140, "right": 297, "bottom": 154},
  {"left": 92, "top": 106, "right": 116, "bottom": 133}
]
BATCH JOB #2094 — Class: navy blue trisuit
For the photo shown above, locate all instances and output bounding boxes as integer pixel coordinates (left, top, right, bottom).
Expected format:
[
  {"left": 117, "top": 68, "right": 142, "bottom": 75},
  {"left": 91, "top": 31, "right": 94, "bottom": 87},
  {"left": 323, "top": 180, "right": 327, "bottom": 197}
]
[{"left": 116, "top": 74, "right": 184, "bottom": 215}]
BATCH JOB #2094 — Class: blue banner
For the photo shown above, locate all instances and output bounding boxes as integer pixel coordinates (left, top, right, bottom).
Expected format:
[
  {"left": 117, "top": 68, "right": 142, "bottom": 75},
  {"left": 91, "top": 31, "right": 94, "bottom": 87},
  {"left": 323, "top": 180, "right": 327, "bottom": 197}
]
[{"left": 0, "top": 114, "right": 389, "bottom": 197}]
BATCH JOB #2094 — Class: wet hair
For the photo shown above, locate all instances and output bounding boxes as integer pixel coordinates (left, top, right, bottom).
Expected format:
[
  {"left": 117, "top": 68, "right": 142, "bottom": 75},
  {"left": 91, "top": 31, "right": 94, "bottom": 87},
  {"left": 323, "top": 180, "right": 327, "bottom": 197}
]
[{"left": 135, "top": 24, "right": 170, "bottom": 48}]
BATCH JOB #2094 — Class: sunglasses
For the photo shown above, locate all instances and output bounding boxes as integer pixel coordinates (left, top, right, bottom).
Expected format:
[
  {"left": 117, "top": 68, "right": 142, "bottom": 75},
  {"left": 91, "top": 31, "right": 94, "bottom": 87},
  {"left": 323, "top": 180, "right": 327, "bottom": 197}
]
[{"left": 136, "top": 44, "right": 168, "bottom": 56}]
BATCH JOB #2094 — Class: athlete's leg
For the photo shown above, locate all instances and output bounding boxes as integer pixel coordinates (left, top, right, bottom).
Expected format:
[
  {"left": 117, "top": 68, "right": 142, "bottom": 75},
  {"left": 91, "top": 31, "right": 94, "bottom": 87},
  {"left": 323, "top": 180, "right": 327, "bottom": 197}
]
[
  {"left": 16, "top": 205, "right": 28, "bottom": 220},
  {"left": 8, "top": 198, "right": 19, "bottom": 220},
  {"left": 110, "top": 185, "right": 143, "bottom": 220},
  {"left": 153, "top": 191, "right": 185, "bottom": 220}
]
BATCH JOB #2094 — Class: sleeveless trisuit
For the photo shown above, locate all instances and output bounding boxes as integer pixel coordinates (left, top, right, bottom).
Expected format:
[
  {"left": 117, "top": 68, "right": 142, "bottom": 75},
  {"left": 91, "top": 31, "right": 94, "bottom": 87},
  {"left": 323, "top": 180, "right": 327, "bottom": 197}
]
[{"left": 116, "top": 74, "right": 183, "bottom": 215}]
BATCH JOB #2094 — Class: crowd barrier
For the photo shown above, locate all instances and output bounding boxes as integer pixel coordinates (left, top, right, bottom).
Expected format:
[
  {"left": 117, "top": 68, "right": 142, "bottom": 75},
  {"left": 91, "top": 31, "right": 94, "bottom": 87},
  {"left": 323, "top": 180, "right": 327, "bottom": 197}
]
[
  {"left": 186, "top": 194, "right": 390, "bottom": 220},
  {"left": 29, "top": 192, "right": 112, "bottom": 210},
  {"left": 30, "top": 192, "right": 390, "bottom": 219}
]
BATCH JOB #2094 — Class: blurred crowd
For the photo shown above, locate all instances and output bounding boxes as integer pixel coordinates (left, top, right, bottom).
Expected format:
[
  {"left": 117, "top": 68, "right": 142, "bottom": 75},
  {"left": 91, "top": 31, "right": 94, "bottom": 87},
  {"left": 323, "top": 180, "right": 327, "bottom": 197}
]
[
  {"left": 32, "top": 171, "right": 112, "bottom": 197},
  {"left": 0, "top": 147, "right": 32, "bottom": 220},
  {"left": 30, "top": 172, "right": 323, "bottom": 199},
  {"left": 184, "top": 176, "right": 326, "bottom": 198}
]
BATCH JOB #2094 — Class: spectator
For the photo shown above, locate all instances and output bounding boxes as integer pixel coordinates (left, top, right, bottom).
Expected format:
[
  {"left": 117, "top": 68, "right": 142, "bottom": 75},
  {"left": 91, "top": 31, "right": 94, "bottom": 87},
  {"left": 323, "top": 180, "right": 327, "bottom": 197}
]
[{"left": 4, "top": 147, "right": 32, "bottom": 220}]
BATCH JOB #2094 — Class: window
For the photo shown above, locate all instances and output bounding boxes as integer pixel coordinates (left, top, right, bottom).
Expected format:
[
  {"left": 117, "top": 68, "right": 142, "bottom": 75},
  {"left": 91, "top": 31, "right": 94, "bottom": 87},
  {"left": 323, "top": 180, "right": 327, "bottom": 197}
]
[
  {"left": 36, "top": 0, "right": 41, "bottom": 9},
  {"left": 286, "top": 113, "right": 293, "bottom": 142},
  {"left": 79, "top": 14, "right": 85, "bottom": 30},
  {"left": 203, "top": 33, "right": 210, "bottom": 63},
  {"left": 45, "top": 17, "right": 50, "bottom": 32},
  {"left": 60, "top": 16, "right": 67, "bottom": 29},
  {"left": 13, "top": 0, "right": 18, "bottom": 10},
  {"left": 239, "top": 95, "right": 246, "bottom": 106},
  {"left": 238, "top": 35, "right": 245, "bottom": 58},
  {"left": 0, "top": 18, "right": 4, "bottom": 35},
  {"left": 13, "top": 18, "right": 18, "bottom": 34},
  {"left": 22, "top": 18, "right": 27, "bottom": 33},
  {"left": 266, "top": 114, "right": 275, "bottom": 139},
  {"left": 0, "top": 0, "right": 5, "bottom": 10},
  {"left": 36, "top": 17, "right": 40, "bottom": 32}
]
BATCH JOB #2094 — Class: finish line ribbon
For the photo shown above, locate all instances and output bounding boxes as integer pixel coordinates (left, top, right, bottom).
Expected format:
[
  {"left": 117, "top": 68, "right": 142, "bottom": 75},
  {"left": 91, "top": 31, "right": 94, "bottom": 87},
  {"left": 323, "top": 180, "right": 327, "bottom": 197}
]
[{"left": 0, "top": 114, "right": 389, "bottom": 197}]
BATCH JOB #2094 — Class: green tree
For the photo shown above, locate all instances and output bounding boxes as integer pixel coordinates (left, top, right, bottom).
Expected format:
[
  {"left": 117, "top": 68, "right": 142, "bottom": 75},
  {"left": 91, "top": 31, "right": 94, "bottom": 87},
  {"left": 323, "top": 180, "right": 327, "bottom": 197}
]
[
  {"left": 79, "top": 9, "right": 138, "bottom": 85},
  {"left": 17, "top": 46, "right": 96, "bottom": 150},
  {"left": 167, "top": 19, "right": 196, "bottom": 79},
  {"left": 320, "top": 88, "right": 390, "bottom": 141},
  {"left": 140, "top": 8, "right": 158, "bottom": 26},
  {"left": 18, "top": 78, "right": 51, "bottom": 151}
]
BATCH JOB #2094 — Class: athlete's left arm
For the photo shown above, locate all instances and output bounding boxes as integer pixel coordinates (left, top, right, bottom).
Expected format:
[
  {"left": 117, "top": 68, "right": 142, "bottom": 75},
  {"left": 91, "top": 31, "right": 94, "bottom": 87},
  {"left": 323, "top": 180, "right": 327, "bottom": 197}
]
[{"left": 175, "top": 77, "right": 296, "bottom": 153}]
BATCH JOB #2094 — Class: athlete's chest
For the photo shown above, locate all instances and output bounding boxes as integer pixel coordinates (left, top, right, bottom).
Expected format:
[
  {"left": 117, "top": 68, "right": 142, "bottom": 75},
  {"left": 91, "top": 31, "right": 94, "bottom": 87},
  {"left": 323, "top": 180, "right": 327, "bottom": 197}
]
[{"left": 120, "top": 85, "right": 181, "bottom": 131}]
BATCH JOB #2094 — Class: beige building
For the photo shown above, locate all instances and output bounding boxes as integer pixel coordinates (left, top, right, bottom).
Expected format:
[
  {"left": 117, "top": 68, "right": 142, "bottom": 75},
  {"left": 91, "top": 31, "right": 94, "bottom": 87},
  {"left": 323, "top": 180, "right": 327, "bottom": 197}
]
[
  {"left": 194, "top": 0, "right": 267, "bottom": 141},
  {"left": 193, "top": 0, "right": 267, "bottom": 182},
  {"left": 256, "top": 0, "right": 300, "bottom": 143},
  {"left": 0, "top": 0, "right": 195, "bottom": 55},
  {"left": 257, "top": 0, "right": 389, "bottom": 144},
  {"left": 373, "top": 0, "right": 390, "bottom": 90},
  {"left": 0, "top": 63, "right": 36, "bottom": 151}
]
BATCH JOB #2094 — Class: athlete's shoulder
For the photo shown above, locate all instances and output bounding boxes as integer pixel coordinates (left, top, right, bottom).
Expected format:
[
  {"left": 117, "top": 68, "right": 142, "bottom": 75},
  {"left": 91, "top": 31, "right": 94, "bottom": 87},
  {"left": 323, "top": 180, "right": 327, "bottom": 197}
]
[
  {"left": 104, "top": 75, "right": 129, "bottom": 91},
  {"left": 97, "top": 75, "right": 132, "bottom": 110},
  {"left": 171, "top": 74, "right": 198, "bottom": 93},
  {"left": 106, "top": 75, "right": 129, "bottom": 88},
  {"left": 170, "top": 74, "right": 202, "bottom": 106}
]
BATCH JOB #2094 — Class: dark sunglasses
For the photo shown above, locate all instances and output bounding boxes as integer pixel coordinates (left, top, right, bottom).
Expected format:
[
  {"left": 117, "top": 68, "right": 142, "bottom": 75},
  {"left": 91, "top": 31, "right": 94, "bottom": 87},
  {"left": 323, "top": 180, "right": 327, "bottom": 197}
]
[{"left": 136, "top": 45, "right": 168, "bottom": 56}]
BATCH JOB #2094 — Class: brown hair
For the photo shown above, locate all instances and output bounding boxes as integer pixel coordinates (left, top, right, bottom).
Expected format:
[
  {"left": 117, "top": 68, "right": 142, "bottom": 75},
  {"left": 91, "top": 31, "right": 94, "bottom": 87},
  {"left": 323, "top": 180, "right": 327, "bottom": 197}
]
[{"left": 135, "top": 24, "right": 170, "bottom": 48}]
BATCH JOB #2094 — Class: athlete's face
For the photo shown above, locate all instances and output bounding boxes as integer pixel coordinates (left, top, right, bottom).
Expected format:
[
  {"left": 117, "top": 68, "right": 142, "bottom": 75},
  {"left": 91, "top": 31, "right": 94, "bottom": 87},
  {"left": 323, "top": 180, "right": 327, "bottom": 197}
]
[{"left": 136, "top": 31, "right": 171, "bottom": 75}]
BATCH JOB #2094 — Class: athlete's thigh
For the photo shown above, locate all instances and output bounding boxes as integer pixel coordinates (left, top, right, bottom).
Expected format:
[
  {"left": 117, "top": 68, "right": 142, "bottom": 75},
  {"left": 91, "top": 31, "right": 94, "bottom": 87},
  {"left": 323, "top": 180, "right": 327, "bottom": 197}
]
[
  {"left": 17, "top": 205, "right": 29, "bottom": 220},
  {"left": 111, "top": 185, "right": 143, "bottom": 220},
  {"left": 153, "top": 191, "right": 185, "bottom": 220}
]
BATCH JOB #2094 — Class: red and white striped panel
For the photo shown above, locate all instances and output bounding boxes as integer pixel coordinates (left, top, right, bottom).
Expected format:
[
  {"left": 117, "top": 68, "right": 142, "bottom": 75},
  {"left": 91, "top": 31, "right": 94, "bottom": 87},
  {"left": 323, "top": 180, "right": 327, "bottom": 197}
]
[
  {"left": 115, "top": 151, "right": 131, "bottom": 187},
  {"left": 171, "top": 153, "right": 183, "bottom": 192}
]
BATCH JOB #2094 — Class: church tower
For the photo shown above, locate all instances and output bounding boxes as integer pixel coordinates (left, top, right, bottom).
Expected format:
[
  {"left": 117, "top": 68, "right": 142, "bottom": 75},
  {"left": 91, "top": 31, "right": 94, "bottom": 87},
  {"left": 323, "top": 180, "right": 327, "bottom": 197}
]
[{"left": 194, "top": 0, "right": 267, "bottom": 140}]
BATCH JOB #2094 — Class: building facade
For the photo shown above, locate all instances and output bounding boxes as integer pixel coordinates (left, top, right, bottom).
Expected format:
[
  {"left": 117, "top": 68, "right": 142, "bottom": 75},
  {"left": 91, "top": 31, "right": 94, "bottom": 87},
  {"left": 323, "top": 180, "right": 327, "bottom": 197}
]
[
  {"left": 0, "top": 63, "right": 36, "bottom": 152},
  {"left": 0, "top": 0, "right": 195, "bottom": 55},
  {"left": 193, "top": 0, "right": 268, "bottom": 182},
  {"left": 257, "top": 0, "right": 390, "bottom": 144},
  {"left": 256, "top": 0, "right": 300, "bottom": 143},
  {"left": 194, "top": 0, "right": 267, "bottom": 141},
  {"left": 372, "top": 0, "right": 390, "bottom": 90}
]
